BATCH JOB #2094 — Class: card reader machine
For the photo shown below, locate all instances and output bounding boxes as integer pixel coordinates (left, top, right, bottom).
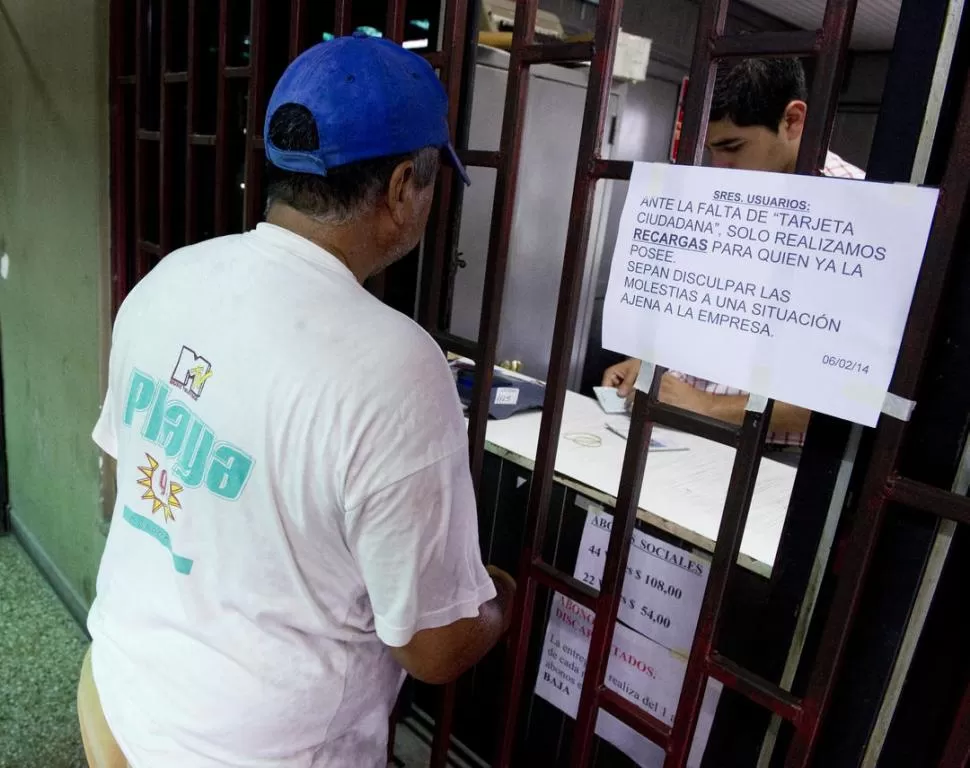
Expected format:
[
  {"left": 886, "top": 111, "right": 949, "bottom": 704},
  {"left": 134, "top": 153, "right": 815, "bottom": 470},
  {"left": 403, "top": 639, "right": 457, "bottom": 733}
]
[{"left": 451, "top": 359, "right": 545, "bottom": 419}]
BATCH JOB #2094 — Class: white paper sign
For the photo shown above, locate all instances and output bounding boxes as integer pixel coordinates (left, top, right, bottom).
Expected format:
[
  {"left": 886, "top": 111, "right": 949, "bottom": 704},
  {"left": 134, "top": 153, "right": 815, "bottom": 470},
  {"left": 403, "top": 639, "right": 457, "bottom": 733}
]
[
  {"left": 534, "top": 592, "right": 722, "bottom": 767},
  {"left": 603, "top": 163, "right": 939, "bottom": 426},
  {"left": 574, "top": 508, "right": 710, "bottom": 655}
]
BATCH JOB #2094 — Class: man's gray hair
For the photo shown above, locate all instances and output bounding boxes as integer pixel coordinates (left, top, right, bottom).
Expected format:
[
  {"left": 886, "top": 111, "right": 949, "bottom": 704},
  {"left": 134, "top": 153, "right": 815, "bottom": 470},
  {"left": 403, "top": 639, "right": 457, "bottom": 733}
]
[{"left": 265, "top": 104, "right": 440, "bottom": 225}]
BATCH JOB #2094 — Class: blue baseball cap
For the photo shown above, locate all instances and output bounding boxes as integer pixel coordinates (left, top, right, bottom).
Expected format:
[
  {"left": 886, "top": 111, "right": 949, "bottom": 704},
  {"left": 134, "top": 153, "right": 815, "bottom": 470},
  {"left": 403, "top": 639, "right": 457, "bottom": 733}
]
[{"left": 264, "top": 33, "right": 470, "bottom": 185}]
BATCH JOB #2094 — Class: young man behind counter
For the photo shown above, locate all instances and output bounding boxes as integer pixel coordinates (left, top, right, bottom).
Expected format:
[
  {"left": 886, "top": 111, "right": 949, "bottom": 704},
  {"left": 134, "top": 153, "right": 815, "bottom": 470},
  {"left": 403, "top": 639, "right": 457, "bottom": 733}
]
[
  {"left": 603, "top": 57, "right": 864, "bottom": 448},
  {"left": 79, "top": 34, "right": 516, "bottom": 768}
]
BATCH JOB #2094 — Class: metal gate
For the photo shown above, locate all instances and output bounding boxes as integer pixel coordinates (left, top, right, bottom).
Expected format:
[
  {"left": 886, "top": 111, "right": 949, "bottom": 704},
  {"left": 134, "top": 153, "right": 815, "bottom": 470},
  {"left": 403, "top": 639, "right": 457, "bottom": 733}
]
[{"left": 108, "top": 0, "right": 970, "bottom": 765}]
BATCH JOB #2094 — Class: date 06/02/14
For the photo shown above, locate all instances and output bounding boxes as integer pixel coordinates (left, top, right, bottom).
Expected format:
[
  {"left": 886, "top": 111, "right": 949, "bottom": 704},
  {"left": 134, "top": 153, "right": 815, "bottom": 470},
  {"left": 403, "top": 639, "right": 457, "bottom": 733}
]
[{"left": 822, "top": 355, "right": 870, "bottom": 374}]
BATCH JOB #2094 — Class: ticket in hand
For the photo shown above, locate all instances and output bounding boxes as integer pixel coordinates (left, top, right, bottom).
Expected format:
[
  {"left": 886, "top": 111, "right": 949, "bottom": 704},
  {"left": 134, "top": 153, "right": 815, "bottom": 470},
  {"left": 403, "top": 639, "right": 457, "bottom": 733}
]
[{"left": 593, "top": 386, "right": 629, "bottom": 414}]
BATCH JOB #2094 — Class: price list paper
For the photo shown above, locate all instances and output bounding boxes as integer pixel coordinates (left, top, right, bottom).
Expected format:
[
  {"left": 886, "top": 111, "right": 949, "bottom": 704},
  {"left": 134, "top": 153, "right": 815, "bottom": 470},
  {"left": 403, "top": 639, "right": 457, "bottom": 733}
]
[
  {"left": 534, "top": 591, "right": 722, "bottom": 768},
  {"left": 534, "top": 507, "right": 720, "bottom": 766},
  {"left": 574, "top": 508, "right": 710, "bottom": 655}
]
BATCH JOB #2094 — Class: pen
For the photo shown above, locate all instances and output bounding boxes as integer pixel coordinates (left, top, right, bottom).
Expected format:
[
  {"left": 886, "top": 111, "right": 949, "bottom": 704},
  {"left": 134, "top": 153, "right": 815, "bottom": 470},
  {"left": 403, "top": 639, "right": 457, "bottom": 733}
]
[{"left": 604, "top": 423, "right": 628, "bottom": 441}]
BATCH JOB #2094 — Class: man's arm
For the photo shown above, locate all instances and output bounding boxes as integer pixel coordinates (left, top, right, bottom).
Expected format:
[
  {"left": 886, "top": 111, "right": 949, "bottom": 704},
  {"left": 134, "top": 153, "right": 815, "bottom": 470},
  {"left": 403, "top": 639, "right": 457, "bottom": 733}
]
[
  {"left": 659, "top": 373, "right": 811, "bottom": 434},
  {"left": 389, "top": 566, "right": 516, "bottom": 685}
]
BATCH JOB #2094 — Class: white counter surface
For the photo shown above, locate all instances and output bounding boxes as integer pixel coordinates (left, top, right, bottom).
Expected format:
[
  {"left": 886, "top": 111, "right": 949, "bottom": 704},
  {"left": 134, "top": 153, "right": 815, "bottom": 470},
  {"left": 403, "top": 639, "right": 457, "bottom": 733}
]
[{"left": 477, "top": 391, "right": 796, "bottom": 577}]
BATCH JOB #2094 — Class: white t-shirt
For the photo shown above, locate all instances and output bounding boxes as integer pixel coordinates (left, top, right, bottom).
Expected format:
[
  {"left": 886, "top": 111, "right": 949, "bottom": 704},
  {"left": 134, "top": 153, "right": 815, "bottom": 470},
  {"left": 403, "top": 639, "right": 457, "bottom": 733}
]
[{"left": 89, "top": 223, "right": 496, "bottom": 768}]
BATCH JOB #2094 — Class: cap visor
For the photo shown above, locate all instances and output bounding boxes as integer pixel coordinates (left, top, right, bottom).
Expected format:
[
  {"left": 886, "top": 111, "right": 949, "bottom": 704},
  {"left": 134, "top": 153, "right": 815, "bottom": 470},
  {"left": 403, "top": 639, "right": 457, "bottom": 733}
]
[{"left": 444, "top": 142, "right": 471, "bottom": 186}]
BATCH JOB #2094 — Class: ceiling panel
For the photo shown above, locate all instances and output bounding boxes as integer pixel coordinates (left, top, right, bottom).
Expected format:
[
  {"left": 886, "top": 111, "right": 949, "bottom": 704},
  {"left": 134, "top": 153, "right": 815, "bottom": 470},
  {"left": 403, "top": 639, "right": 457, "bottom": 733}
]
[{"left": 742, "top": 0, "right": 901, "bottom": 50}]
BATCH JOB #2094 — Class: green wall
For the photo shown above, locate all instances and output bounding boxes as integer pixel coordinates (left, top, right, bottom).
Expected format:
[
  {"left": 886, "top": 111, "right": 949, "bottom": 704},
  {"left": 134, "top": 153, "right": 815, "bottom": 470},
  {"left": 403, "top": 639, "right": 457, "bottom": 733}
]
[{"left": 0, "top": 0, "right": 111, "bottom": 621}]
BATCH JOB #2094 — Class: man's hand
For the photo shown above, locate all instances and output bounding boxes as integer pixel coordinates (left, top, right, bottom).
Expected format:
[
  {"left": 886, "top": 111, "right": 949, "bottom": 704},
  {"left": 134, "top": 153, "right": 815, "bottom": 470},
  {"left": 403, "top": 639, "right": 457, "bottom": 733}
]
[
  {"left": 602, "top": 358, "right": 642, "bottom": 397},
  {"left": 486, "top": 565, "right": 517, "bottom": 634},
  {"left": 388, "top": 566, "right": 516, "bottom": 685}
]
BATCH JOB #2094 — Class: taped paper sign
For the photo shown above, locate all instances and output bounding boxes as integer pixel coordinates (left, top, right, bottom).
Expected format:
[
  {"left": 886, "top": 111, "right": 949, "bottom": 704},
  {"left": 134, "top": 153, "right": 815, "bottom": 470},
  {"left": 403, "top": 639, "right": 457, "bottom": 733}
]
[{"left": 603, "top": 162, "right": 938, "bottom": 426}]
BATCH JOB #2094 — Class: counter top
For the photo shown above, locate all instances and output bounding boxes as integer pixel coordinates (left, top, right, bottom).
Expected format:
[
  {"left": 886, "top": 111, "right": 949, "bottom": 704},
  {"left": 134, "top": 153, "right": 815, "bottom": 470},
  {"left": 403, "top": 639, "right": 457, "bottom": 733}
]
[{"left": 477, "top": 391, "right": 796, "bottom": 577}]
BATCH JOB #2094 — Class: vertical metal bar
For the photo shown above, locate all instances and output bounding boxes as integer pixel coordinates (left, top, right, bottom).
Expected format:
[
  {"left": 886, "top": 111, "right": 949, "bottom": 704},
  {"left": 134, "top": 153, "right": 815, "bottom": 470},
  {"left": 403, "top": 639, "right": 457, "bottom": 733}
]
[
  {"left": 420, "top": 0, "right": 476, "bottom": 334},
  {"left": 159, "top": 0, "right": 172, "bottom": 255},
  {"left": 785, "top": 64, "right": 970, "bottom": 767},
  {"left": 424, "top": 4, "right": 471, "bottom": 765},
  {"left": 335, "top": 0, "right": 352, "bottom": 36},
  {"left": 110, "top": 0, "right": 131, "bottom": 312},
  {"left": 185, "top": 0, "right": 198, "bottom": 243},
  {"left": 794, "top": 0, "right": 859, "bottom": 175},
  {"left": 465, "top": 0, "right": 536, "bottom": 489},
  {"left": 385, "top": 0, "right": 407, "bottom": 43},
  {"left": 244, "top": 0, "right": 267, "bottom": 230},
  {"left": 938, "top": 677, "right": 970, "bottom": 768},
  {"left": 135, "top": 0, "right": 146, "bottom": 263},
  {"left": 665, "top": 402, "right": 775, "bottom": 767},
  {"left": 676, "top": 0, "right": 730, "bottom": 167},
  {"left": 429, "top": 679, "right": 458, "bottom": 768},
  {"left": 289, "top": 0, "right": 305, "bottom": 59},
  {"left": 214, "top": 0, "right": 230, "bottom": 235},
  {"left": 494, "top": 2, "right": 622, "bottom": 765},
  {"left": 570, "top": 379, "right": 660, "bottom": 767}
]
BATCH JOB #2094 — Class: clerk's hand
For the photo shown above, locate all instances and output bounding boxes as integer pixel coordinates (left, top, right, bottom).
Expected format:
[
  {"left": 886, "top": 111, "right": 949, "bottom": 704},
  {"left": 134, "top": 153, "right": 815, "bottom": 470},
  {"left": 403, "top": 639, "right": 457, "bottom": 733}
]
[{"left": 601, "top": 358, "right": 642, "bottom": 397}]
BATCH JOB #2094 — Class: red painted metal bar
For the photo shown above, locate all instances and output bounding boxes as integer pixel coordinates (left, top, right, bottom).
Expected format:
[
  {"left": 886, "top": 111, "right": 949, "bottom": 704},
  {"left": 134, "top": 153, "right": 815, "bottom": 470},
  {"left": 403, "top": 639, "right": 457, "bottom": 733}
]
[
  {"left": 420, "top": 4, "right": 472, "bottom": 766},
  {"left": 711, "top": 29, "right": 820, "bottom": 58},
  {"left": 384, "top": 0, "right": 406, "bottom": 44},
  {"left": 493, "top": 1, "right": 619, "bottom": 764},
  {"left": 465, "top": 0, "right": 538, "bottom": 489},
  {"left": 421, "top": 50, "right": 446, "bottom": 69},
  {"left": 334, "top": 0, "right": 352, "bottom": 37},
  {"left": 795, "top": 0, "right": 858, "bottom": 176},
  {"left": 421, "top": 0, "right": 470, "bottom": 337},
  {"left": 109, "top": 0, "right": 130, "bottom": 315},
  {"left": 244, "top": 0, "right": 268, "bottom": 230},
  {"left": 665, "top": 402, "right": 775, "bottom": 766},
  {"left": 164, "top": 71, "right": 188, "bottom": 83},
  {"left": 593, "top": 158, "right": 632, "bottom": 181},
  {"left": 786, "top": 63, "right": 970, "bottom": 767},
  {"left": 520, "top": 40, "right": 595, "bottom": 64},
  {"left": 159, "top": 0, "right": 172, "bottom": 256},
  {"left": 531, "top": 560, "right": 599, "bottom": 611},
  {"left": 288, "top": 0, "right": 305, "bottom": 59},
  {"left": 707, "top": 653, "right": 802, "bottom": 722},
  {"left": 189, "top": 133, "right": 216, "bottom": 146},
  {"left": 459, "top": 149, "right": 501, "bottom": 169},
  {"left": 429, "top": 679, "right": 458, "bottom": 768},
  {"left": 938, "top": 676, "right": 970, "bottom": 768},
  {"left": 648, "top": 401, "right": 740, "bottom": 447},
  {"left": 888, "top": 475, "right": 970, "bottom": 526},
  {"left": 599, "top": 687, "right": 672, "bottom": 746},
  {"left": 185, "top": 0, "right": 198, "bottom": 243},
  {"left": 571, "top": 381, "right": 662, "bottom": 768},
  {"left": 675, "top": 0, "right": 730, "bottom": 168},
  {"left": 432, "top": 331, "right": 478, "bottom": 361},
  {"left": 224, "top": 65, "right": 251, "bottom": 78},
  {"left": 134, "top": 0, "right": 146, "bottom": 279},
  {"left": 213, "top": 0, "right": 231, "bottom": 235}
]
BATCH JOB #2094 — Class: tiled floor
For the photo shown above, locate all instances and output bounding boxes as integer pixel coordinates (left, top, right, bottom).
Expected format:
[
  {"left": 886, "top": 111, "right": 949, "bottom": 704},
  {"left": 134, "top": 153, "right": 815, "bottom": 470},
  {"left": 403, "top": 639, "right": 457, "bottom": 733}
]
[
  {"left": 0, "top": 533, "right": 446, "bottom": 768},
  {"left": 0, "top": 535, "right": 89, "bottom": 768}
]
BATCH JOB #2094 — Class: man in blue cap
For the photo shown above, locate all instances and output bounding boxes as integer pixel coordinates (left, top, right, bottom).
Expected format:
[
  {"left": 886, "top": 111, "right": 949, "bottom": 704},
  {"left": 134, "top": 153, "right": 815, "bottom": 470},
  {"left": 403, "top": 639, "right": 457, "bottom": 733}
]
[{"left": 81, "top": 34, "right": 515, "bottom": 767}]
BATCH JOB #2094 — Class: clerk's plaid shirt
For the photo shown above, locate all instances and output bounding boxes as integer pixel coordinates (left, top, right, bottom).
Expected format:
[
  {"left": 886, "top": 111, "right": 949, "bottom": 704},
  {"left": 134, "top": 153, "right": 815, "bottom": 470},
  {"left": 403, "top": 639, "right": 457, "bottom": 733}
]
[{"left": 673, "top": 152, "right": 866, "bottom": 448}]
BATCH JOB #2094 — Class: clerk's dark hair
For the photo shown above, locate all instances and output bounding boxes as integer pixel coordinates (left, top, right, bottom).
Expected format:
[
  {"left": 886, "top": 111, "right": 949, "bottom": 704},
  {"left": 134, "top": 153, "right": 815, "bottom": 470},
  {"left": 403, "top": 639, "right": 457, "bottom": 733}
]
[
  {"left": 710, "top": 58, "right": 808, "bottom": 132},
  {"left": 265, "top": 103, "right": 440, "bottom": 224}
]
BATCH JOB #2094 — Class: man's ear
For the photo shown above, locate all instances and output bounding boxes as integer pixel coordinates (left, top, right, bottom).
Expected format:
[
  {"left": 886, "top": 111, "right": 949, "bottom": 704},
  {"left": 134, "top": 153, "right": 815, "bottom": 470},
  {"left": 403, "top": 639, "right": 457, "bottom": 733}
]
[
  {"left": 386, "top": 160, "right": 415, "bottom": 226},
  {"left": 781, "top": 100, "right": 807, "bottom": 142}
]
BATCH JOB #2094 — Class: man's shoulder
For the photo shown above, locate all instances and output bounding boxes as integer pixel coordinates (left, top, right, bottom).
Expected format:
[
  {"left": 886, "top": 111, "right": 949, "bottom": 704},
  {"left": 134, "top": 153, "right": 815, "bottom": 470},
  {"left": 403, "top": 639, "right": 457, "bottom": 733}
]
[{"left": 823, "top": 151, "right": 866, "bottom": 180}]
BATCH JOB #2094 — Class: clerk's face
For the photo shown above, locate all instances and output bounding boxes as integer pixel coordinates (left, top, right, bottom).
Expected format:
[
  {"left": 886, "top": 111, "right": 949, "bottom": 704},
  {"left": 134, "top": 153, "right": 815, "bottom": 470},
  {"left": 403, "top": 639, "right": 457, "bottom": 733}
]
[{"left": 706, "top": 100, "right": 807, "bottom": 174}]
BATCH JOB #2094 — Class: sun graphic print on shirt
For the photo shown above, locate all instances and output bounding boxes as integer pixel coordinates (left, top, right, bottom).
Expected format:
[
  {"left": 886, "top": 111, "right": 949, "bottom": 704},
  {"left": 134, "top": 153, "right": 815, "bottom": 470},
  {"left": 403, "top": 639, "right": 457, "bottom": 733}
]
[{"left": 137, "top": 453, "right": 184, "bottom": 522}]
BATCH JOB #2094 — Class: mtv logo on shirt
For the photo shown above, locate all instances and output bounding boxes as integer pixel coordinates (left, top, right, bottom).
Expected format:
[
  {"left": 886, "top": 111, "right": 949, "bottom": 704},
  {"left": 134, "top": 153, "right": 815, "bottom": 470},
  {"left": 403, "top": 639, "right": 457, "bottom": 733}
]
[{"left": 170, "top": 345, "right": 214, "bottom": 400}]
